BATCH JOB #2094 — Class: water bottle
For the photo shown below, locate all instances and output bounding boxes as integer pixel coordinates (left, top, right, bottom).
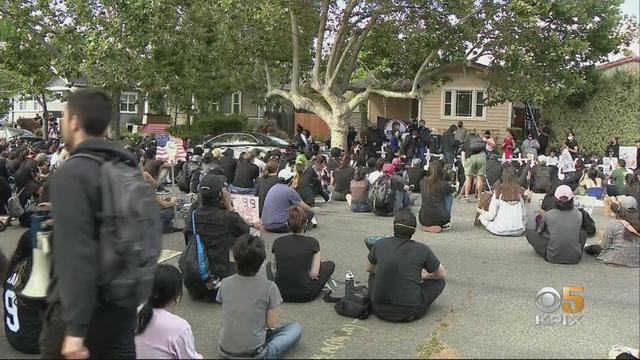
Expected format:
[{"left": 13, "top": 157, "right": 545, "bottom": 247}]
[{"left": 345, "top": 271, "right": 355, "bottom": 300}]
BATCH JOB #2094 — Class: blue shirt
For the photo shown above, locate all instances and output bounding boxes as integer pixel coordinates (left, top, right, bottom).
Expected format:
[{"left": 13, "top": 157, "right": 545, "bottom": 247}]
[{"left": 261, "top": 183, "right": 302, "bottom": 229}]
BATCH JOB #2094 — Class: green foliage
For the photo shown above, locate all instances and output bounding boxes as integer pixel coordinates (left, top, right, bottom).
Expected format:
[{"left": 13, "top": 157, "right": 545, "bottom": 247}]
[
  {"left": 507, "top": 127, "right": 523, "bottom": 143},
  {"left": 542, "top": 71, "right": 640, "bottom": 155},
  {"left": 166, "top": 113, "right": 247, "bottom": 143}
]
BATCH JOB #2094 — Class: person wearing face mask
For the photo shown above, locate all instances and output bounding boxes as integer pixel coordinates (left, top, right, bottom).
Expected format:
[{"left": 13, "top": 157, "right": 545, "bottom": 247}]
[
  {"left": 483, "top": 130, "right": 496, "bottom": 156},
  {"left": 606, "top": 137, "right": 620, "bottom": 158},
  {"left": 402, "top": 130, "right": 418, "bottom": 161},
  {"left": 564, "top": 132, "right": 579, "bottom": 159},
  {"left": 521, "top": 133, "right": 541, "bottom": 159}
]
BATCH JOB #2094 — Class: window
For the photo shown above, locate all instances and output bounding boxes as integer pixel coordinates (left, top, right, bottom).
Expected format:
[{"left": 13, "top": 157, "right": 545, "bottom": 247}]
[
  {"left": 232, "top": 92, "right": 241, "bottom": 114},
  {"left": 33, "top": 99, "right": 40, "bottom": 110},
  {"left": 442, "top": 90, "right": 486, "bottom": 118},
  {"left": 120, "top": 92, "right": 138, "bottom": 113}
]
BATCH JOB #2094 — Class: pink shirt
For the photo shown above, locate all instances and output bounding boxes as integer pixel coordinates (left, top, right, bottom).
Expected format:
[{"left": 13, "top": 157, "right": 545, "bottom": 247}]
[{"left": 135, "top": 308, "right": 202, "bottom": 359}]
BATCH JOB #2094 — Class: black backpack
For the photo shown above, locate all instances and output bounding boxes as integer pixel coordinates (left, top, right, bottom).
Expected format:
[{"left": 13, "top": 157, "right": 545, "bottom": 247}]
[
  {"left": 368, "top": 176, "right": 394, "bottom": 216},
  {"left": 176, "top": 162, "right": 190, "bottom": 193},
  {"left": 468, "top": 134, "right": 485, "bottom": 154},
  {"left": 71, "top": 154, "right": 162, "bottom": 308}
]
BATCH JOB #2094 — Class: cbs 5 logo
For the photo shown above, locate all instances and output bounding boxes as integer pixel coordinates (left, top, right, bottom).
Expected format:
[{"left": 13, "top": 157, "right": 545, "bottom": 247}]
[{"left": 536, "top": 286, "right": 584, "bottom": 313}]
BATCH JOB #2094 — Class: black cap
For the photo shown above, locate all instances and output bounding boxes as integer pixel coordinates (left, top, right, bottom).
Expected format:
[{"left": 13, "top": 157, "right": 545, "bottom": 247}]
[
  {"left": 394, "top": 210, "right": 417, "bottom": 228},
  {"left": 199, "top": 174, "right": 225, "bottom": 194}
]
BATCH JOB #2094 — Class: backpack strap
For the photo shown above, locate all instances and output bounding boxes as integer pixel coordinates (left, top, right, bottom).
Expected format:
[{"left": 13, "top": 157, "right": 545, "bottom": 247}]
[{"left": 191, "top": 210, "right": 197, "bottom": 236}]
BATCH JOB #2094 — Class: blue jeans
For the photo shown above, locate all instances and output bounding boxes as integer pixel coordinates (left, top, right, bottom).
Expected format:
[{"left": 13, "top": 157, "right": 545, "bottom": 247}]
[
  {"left": 228, "top": 184, "right": 256, "bottom": 194},
  {"left": 262, "top": 322, "right": 303, "bottom": 359},
  {"left": 415, "top": 147, "right": 426, "bottom": 164},
  {"left": 444, "top": 152, "right": 454, "bottom": 166},
  {"left": 161, "top": 208, "right": 175, "bottom": 233},
  {"left": 445, "top": 195, "right": 453, "bottom": 215}
]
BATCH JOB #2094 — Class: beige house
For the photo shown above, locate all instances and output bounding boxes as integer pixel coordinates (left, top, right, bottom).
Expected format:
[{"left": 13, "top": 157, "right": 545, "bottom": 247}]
[
  {"left": 597, "top": 55, "right": 640, "bottom": 75},
  {"left": 367, "top": 64, "right": 512, "bottom": 138}
]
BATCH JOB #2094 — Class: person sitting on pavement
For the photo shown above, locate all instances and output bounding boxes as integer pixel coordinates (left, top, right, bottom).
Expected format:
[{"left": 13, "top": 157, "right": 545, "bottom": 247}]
[
  {"left": 607, "top": 159, "right": 628, "bottom": 197},
  {"left": 484, "top": 154, "right": 503, "bottom": 191},
  {"left": 579, "top": 168, "right": 603, "bottom": 194},
  {"left": 406, "top": 158, "right": 426, "bottom": 193},
  {"left": 135, "top": 264, "right": 202, "bottom": 359},
  {"left": 584, "top": 196, "right": 639, "bottom": 267},
  {"left": 327, "top": 147, "right": 341, "bottom": 173},
  {"left": 292, "top": 163, "right": 317, "bottom": 207},
  {"left": 419, "top": 161, "right": 454, "bottom": 233},
  {"left": 529, "top": 155, "right": 554, "bottom": 194},
  {"left": 477, "top": 167, "right": 526, "bottom": 236},
  {"left": 266, "top": 207, "right": 335, "bottom": 302},
  {"left": 3, "top": 230, "right": 47, "bottom": 354},
  {"left": 370, "top": 163, "right": 412, "bottom": 217},
  {"left": 346, "top": 167, "right": 370, "bottom": 212},
  {"left": 217, "top": 234, "right": 302, "bottom": 359},
  {"left": 256, "top": 159, "right": 279, "bottom": 217},
  {"left": 183, "top": 174, "right": 260, "bottom": 302},
  {"left": 366, "top": 211, "right": 447, "bottom": 322},
  {"left": 13, "top": 161, "right": 43, "bottom": 228},
  {"left": 261, "top": 168, "right": 315, "bottom": 233},
  {"left": 623, "top": 173, "right": 640, "bottom": 207},
  {"left": 229, "top": 152, "right": 259, "bottom": 194},
  {"left": 330, "top": 154, "right": 355, "bottom": 201},
  {"left": 142, "top": 172, "right": 180, "bottom": 233},
  {"left": 368, "top": 158, "right": 385, "bottom": 185},
  {"left": 526, "top": 185, "right": 595, "bottom": 264}
]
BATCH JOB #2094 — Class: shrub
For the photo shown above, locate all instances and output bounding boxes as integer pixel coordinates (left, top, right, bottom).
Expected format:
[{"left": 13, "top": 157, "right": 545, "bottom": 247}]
[
  {"left": 167, "top": 113, "right": 247, "bottom": 143},
  {"left": 542, "top": 71, "right": 640, "bottom": 155}
]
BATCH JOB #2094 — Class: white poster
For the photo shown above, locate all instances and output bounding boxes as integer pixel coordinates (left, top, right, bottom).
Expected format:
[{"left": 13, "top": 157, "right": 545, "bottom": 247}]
[
  {"left": 619, "top": 146, "right": 638, "bottom": 170},
  {"left": 230, "top": 194, "right": 260, "bottom": 225},
  {"left": 558, "top": 148, "right": 576, "bottom": 174},
  {"left": 602, "top": 157, "right": 617, "bottom": 176}
]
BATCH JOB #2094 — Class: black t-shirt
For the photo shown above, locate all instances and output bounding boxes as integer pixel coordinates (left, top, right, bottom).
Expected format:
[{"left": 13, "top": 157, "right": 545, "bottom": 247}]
[
  {"left": 565, "top": 139, "right": 579, "bottom": 159},
  {"left": 333, "top": 167, "right": 355, "bottom": 193},
  {"left": 367, "top": 237, "right": 440, "bottom": 307},
  {"left": 407, "top": 167, "right": 426, "bottom": 192},
  {"left": 217, "top": 157, "right": 237, "bottom": 183},
  {"left": 419, "top": 179, "right": 454, "bottom": 227},
  {"left": 3, "top": 269, "right": 46, "bottom": 354},
  {"left": 327, "top": 158, "right": 340, "bottom": 173},
  {"left": 232, "top": 161, "right": 259, "bottom": 188},
  {"left": 256, "top": 175, "right": 278, "bottom": 216},
  {"left": 272, "top": 234, "right": 319, "bottom": 297}
]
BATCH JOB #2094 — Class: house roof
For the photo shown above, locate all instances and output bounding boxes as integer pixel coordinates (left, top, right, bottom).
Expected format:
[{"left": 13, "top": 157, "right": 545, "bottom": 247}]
[
  {"left": 597, "top": 56, "right": 640, "bottom": 71},
  {"left": 44, "top": 76, "right": 89, "bottom": 91},
  {"left": 347, "top": 61, "right": 488, "bottom": 92}
]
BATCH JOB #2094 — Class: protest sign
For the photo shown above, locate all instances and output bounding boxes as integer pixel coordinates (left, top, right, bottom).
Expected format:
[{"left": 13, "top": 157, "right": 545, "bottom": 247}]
[
  {"left": 558, "top": 148, "right": 576, "bottom": 174},
  {"left": 230, "top": 194, "right": 260, "bottom": 225},
  {"left": 619, "top": 146, "right": 638, "bottom": 169}
]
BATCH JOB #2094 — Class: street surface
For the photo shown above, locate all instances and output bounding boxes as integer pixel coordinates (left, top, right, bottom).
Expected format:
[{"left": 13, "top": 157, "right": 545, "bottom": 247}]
[{"left": 0, "top": 198, "right": 638, "bottom": 359}]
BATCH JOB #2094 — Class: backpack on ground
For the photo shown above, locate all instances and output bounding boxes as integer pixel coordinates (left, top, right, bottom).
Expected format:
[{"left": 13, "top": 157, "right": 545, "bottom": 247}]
[
  {"left": 7, "top": 188, "right": 35, "bottom": 218},
  {"left": 323, "top": 272, "right": 371, "bottom": 319},
  {"left": 176, "top": 162, "right": 191, "bottom": 193},
  {"left": 468, "top": 134, "right": 485, "bottom": 154},
  {"left": 71, "top": 153, "right": 162, "bottom": 308},
  {"left": 368, "top": 176, "right": 394, "bottom": 216}
]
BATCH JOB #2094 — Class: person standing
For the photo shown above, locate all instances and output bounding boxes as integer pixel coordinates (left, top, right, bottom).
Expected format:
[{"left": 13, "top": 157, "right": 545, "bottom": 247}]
[
  {"left": 40, "top": 89, "right": 159, "bottom": 358},
  {"left": 454, "top": 121, "right": 468, "bottom": 146},
  {"left": 606, "top": 137, "right": 620, "bottom": 158},
  {"left": 564, "top": 132, "right": 579, "bottom": 160},
  {"left": 483, "top": 130, "right": 496, "bottom": 155},
  {"left": 521, "top": 133, "right": 540, "bottom": 159},
  {"left": 415, "top": 120, "right": 431, "bottom": 165},
  {"left": 441, "top": 125, "right": 457, "bottom": 166},
  {"left": 537, "top": 127, "right": 550, "bottom": 156},
  {"left": 501, "top": 130, "right": 515, "bottom": 160},
  {"left": 347, "top": 126, "right": 357, "bottom": 151}
]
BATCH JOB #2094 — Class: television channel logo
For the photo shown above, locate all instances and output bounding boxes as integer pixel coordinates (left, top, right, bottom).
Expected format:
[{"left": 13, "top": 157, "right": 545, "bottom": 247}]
[{"left": 535, "top": 286, "right": 584, "bottom": 326}]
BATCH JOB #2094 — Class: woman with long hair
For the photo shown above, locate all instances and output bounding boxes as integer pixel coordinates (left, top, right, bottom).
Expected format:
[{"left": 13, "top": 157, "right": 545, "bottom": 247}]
[
  {"left": 256, "top": 158, "right": 280, "bottom": 216},
  {"left": 478, "top": 167, "right": 526, "bottom": 236},
  {"left": 3, "top": 230, "right": 47, "bottom": 354},
  {"left": 329, "top": 154, "right": 354, "bottom": 201},
  {"left": 419, "top": 161, "right": 454, "bottom": 233},
  {"left": 585, "top": 196, "right": 639, "bottom": 267},
  {"left": 501, "top": 130, "right": 514, "bottom": 160},
  {"left": 347, "top": 167, "right": 370, "bottom": 212},
  {"left": 135, "top": 264, "right": 202, "bottom": 359},
  {"left": 13, "top": 160, "right": 42, "bottom": 228}
]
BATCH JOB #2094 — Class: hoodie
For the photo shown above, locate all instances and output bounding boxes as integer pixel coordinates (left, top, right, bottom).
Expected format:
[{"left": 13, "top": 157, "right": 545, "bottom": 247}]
[{"left": 48, "top": 138, "right": 135, "bottom": 338}]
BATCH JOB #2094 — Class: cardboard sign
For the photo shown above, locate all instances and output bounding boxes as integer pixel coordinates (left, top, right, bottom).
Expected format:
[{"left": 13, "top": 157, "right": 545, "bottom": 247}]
[
  {"left": 574, "top": 195, "right": 604, "bottom": 216},
  {"left": 558, "top": 148, "right": 576, "bottom": 174},
  {"left": 230, "top": 194, "right": 260, "bottom": 224},
  {"left": 619, "top": 146, "right": 638, "bottom": 170},
  {"left": 602, "top": 157, "right": 617, "bottom": 176}
]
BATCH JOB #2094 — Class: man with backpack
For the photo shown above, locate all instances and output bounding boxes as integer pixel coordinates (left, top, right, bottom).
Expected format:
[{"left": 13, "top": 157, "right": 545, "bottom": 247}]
[
  {"left": 368, "top": 163, "right": 411, "bottom": 216},
  {"left": 460, "top": 133, "right": 487, "bottom": 202},
  {"left": 40, "top": 89, "right": 162, "bottom": 358}
]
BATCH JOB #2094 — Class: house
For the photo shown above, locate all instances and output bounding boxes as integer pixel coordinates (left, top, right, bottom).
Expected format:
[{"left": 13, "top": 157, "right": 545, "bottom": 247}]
[
  {"left": 367, "top": 63, "right": 513, "bottom": 140},
  {"left": 598, "top": 55, "right": 640, "bottom": 75}
]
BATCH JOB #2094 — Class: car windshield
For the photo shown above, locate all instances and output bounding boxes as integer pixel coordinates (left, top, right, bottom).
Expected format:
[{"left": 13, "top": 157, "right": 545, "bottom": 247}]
[{"left": 264, "top": 135, "right": 289, "bottom": 146}]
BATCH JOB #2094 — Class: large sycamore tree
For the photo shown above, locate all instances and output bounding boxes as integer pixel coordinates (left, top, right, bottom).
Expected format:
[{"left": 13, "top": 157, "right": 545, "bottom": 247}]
[{"left": 240, "top": 0, "right": 636, "bottom": 149}]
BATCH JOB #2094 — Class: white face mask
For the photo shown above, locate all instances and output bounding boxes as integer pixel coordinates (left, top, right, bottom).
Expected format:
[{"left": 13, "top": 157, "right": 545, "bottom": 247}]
[{"left": 568, "top": 136, "right": 574, "bottom": 141}]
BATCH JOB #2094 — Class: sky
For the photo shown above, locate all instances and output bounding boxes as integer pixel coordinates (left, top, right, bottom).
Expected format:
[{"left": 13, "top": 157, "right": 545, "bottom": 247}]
[{"left": 620, "top": 0, "right": 640, "bottom": 58}]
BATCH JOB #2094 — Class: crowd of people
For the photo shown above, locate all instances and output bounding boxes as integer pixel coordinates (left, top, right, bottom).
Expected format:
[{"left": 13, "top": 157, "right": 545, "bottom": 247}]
[{"left": 0, "top": 89, "right": 638, "bottom": 359}]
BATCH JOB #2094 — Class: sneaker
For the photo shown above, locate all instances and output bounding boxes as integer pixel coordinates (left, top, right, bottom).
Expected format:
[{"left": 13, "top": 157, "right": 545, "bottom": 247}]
[
  {"left": 156, "top": 189, "right": 170, "bottom": 195},
  {"left": 311, "top": 217, "right": 318, "bottom": 228},
  {"left": 460, "top": 197, "right": 469, "bottom": 203},
  {"left": 327, "top": 191, "right": 333, "bottom": 203},
  {"left": 608, "top": 345, "right": 639, "bottom": 359},
  {"left": 442, "top": 222, "right": 452, "bottom": 231}
]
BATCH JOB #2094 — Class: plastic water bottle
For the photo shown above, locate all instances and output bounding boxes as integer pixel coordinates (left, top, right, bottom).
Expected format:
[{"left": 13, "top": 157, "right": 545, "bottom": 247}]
[{"left": 345, "top": 271, "right": 354, "bottom": 300}]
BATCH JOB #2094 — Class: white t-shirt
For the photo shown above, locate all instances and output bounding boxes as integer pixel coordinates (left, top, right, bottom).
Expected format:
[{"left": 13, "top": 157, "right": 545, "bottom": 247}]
[{"left": 368, "top": 170, "right": 383, "bottom": 184}]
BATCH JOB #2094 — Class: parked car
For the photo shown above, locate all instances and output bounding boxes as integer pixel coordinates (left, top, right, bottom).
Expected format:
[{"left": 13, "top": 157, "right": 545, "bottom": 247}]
[
  {"left": 199, "top": 132, "right": 294, "bottom": 158},
  {"left": 0, "top": 127, "right": 42, "bottom": 142}
]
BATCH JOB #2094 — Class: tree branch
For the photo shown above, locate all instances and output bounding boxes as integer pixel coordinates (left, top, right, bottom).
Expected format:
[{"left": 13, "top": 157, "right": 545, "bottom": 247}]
[
  {"left": 264, "top": 62, "right": 275, "bottom": 91},
  {"left": 347, "top": 88, "right": 371, "bottom": 111},
  {"left": 312, "top": 0, "right": 331, "bottom": 87},
  {"left": 266, "top": 88, "right": 332, "bottom": 121},
  {"left": 325, "top": 0, "right": 358, "bottom": 82},
  {"left": 340, "top": 14, "right": 378, "bottom": 92},
  {"left": 289, "top": 8, "right": 300, "bottom": 94},
  {"left": 327, "top": 33, "right": 358, "bottom": 89}
]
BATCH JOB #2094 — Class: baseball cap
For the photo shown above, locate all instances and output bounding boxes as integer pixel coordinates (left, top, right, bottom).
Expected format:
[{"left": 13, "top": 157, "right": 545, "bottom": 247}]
[
  {"left": 618, "top": 195, "right": 638, "bottom": 212},
  {"left": 554, "top": 185, "right": 574, "bottom": 201},
  {"left": 278, "top": 168, "right": 295, "bottom": 182},
  {"left": 35, "top": 153, "right": 48, "bottom": 162},
  {"left": 537, "top": 155, "right": 547, "bottom": 163},
  {"left": 382, "top": 163, "right": 395, "bottom": 175},
  {"left": 394, "top": 210, "right": 417, "bottom": 229},
  {"left": 199, "top": 174, "right": 225, "bottom": 194}
]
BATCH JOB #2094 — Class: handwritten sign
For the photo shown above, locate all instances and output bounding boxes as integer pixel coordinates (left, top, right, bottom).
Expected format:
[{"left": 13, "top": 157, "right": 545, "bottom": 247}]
[
  {"left": 574, "top": 195, "right": 604, "bottom": 216},
  {"left": 602, "top": 157, "right": 617, "bottom": 176},
  {"left": 619, "top": 146, "right": 638, "bottom": 170},
  {"left": 230, "top": 194, "right": 259, "bottom": 225},
  {"left": 558, "top": 148, "right": 576, "bottom": 174}
]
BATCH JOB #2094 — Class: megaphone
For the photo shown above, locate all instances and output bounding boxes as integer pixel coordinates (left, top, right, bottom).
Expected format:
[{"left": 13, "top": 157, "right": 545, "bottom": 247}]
[{"left": 18, "top": 210, "right": 52, "bottom": 300}]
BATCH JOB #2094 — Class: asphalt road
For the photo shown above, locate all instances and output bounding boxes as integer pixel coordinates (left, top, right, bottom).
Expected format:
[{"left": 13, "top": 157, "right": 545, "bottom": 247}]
[{"left": 0, "top": 198, "right": 638, "bottom": 359}]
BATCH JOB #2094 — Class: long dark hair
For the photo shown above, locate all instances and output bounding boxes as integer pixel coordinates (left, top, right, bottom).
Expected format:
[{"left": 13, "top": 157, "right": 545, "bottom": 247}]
[
  {"left": 495, "top": 167, "right": 521, "bottom": 202},
  {"left": 5, "top": 230, "right": 33, "bottom": 289},
  {"left": 422, "top": 161, "right": 446, "bottom": 201},
  {"left": 136, "top": 264, "right": 183, "bottom": 334}
]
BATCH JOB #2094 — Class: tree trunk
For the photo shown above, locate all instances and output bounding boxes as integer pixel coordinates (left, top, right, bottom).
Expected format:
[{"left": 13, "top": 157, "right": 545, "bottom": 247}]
[
  {"left": 109, "top": 90, "right": 121, "bottom": 139},
  {"left": 328, "top": 112, "right": 351, "bottom": 150},
  {"left": 38, "top": 93, "right": 49, "bottom": 138}
]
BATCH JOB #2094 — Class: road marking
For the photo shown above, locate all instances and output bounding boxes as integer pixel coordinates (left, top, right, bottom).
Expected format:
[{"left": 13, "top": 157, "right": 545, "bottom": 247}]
[
  {"left": 311, "top": 319, "right": 370, "bottom": 359},
  {"left": 158, "top": 249, "right": 182, "bottom": 263}
]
